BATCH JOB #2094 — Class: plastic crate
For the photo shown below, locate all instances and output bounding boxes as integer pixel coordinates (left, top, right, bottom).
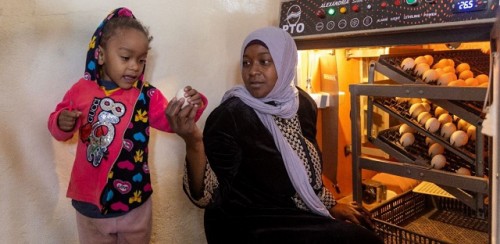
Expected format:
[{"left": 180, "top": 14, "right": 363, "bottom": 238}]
[
  {"left": 370, "top": 191, "right": 449, "bottom": 243},
  {"left": 370, "top": 190, "right": 489, "bottom": 243}
]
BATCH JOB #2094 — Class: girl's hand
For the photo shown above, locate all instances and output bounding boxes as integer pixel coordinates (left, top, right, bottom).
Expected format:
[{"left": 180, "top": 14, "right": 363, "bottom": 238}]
[{"left": 58, "top": 110, "right": 81, "bottom": 132}]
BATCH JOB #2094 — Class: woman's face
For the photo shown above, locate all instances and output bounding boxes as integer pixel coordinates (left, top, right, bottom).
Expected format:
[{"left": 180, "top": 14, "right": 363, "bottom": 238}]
[{"left": 241, "top": 44, "right": 278, "bottom": 98}]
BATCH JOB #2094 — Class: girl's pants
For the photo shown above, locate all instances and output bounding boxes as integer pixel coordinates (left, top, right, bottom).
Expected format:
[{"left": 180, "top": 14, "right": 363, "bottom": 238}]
[{"left": 76, "top": 198, "right": 152, "bottom": 244}]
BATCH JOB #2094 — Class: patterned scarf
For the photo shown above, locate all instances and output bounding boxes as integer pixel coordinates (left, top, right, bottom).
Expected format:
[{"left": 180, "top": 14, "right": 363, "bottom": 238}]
[{"left": 221, "top": 27, "right": 331, "bottom": 217}]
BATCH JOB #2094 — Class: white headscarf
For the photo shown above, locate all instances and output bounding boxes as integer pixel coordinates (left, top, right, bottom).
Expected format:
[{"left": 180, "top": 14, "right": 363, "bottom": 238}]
[{"left": 221, "top": 27, "right": 331, "bottom": 217}]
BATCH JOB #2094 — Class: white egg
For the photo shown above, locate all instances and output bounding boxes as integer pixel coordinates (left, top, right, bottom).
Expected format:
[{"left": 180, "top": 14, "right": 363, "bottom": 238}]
[
  {"left": 400, "top": 58, "right": 416, "bottom": 71},
  {"left": 431, "top": 154, "right": 447, "bottom": 169},
  {"left": 456, "top": 167, "right": 471, "bottom": 175},
  {"left": 425, "top": 117, "right": 440, "bottom": 133},
  {"left": 409, "top": 103, "right": 426, "bottom": 118},
  {"left": 399, "top": 124, "right": 416, "bottom": 134},
  {"left": 476, "top": 74, "right": 489, "bottom": 84},
  {"left": 464, "top": 78, "right": 479, "bottom": 86},
  {"left": 467, "top": 125, "right": 477, "bottom": 141},
  {"left": 434, "top": 107, "right": 448, "bottom": 117},
  {"left": 456, "top": 63, "right": 470, "bottom": 74},
  {"left": 450, "top": 130, "right": 468, "bottom": 147},
  {"left": 414, "top": 63, "right": 430, "bottom": 77},
  {"left": 438, "top": 113, "right": 453, "bottom": 125},
  {"left": 400, "top": 132, "right": 415, "bottom": 147},
  {"left": 428, "top": 143, "right": 445, "bottom": 157},
  {"left": 459, "top": 70, "right": 474, "bottom": 80},
  {"left": 417, "top": 112, "right": 432, "bottom": 125},
  {"left": 440, "top": 122, "right": 457, "bottom": 139},
  {"left": 438, "top": 72, "right": 458, "bottom": 86},
  {"left": 175, "top": 88, "right": 190, "bottom": 109},
  {"left": 422, "top": 69, "right": 439, "bottom": 83},
  {"left": 457, "top": 119, "right": 470, "bottom": 131}
]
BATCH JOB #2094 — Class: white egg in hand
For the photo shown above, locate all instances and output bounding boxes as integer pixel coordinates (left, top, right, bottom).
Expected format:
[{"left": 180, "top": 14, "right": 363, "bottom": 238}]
[{"left": 176, "top": 88, "right": 190, "bottom": 109}]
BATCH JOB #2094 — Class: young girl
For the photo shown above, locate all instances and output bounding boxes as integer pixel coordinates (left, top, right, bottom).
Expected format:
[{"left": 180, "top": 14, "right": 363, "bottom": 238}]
[{"left": 48, "top": 7, "right": 207, "bottom": 243}]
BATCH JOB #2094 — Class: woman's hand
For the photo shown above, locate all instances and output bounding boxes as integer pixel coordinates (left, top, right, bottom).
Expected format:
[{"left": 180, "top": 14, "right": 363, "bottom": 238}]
[{"left": 329, "top": 202, "right": 375, "bottom": 230}]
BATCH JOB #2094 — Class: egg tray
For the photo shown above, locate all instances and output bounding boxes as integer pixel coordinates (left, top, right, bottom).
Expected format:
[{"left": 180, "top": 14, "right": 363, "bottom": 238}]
[
  {"left": 375, "top": 126, "right": 486, "bottom": 176},
  {"left": 376, "top": 49, "right": 489, "bottom": 116},
  {"left": 373, "top": 97, "right": 483, "bottom": 157}
]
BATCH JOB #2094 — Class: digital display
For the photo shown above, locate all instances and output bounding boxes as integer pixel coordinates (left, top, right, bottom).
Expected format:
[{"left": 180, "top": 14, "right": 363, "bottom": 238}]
[{"left": 453, "top": 0, "right": 487, "bottom": 13}]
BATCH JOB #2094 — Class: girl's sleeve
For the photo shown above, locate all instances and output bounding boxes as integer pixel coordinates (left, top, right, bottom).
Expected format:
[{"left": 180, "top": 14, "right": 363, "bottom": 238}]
[
  {"left": 149, "top": 87, "right": 208, "bottom": 132},
  {"left": 47, "top": 88, "right": 79, "bottom": 141}
]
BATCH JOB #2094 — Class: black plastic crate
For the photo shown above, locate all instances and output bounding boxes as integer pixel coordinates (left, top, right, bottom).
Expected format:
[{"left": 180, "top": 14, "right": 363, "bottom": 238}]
[{"left": 370, "top": 191, "right": 488, "bottom": 243}]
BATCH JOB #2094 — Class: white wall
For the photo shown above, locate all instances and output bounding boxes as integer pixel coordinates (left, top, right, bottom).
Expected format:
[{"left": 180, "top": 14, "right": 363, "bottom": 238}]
[{"left": 0, "top": 1, "right": 280, "bottom": 243}]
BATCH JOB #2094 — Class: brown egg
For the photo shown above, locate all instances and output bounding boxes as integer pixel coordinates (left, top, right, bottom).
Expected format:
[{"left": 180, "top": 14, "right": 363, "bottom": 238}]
[
  {"left": 476, "top": 74, "right": 489, "bottom": 84},
  {"left": 424, "top": 55, "right": 434, "bottom": 66},
  {"left": 459, "top": 70, "right": 474, "bottom": 80},
  {"left": 428, "top": 143, "right": 445, "bottom": 157},
  {"left": 464, "top": 78, "right": 479, "bottom": 86},
  {"left": 456, "top": 63, "right": 470, "bottom": 74},
  {"left": 438, "top": 73, "right": 457, "bottom": 86},
  {"left": 448, "top": 79, "right": 466, "bottom": 87}
]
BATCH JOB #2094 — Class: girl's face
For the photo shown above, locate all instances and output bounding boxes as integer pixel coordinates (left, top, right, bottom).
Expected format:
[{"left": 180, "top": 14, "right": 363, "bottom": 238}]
[
  {"left": 98, "top": 28, "right": 149, "bottom": 89},
  {"left": 241, "top": 44, "right": 278, "bottom": 98}
]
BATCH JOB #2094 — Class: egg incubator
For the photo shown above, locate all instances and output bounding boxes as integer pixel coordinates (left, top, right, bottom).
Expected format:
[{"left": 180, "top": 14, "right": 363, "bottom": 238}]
[
  {"left": 279, "top": 0, "right": 498, "bottom": 49},
  {"left": 279, "top": 0, "right": 498, "bottom": 242}
]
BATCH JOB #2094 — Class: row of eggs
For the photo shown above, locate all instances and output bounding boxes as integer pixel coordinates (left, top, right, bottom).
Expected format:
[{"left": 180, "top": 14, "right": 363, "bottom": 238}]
[{"left": 400, "top": 55, "right": 489, "bottom": 87}]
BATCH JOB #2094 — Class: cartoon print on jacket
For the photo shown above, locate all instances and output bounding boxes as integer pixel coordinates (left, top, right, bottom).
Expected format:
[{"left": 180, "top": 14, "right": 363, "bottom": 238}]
[{"left": 80, "top": 97, "right": 126, "bottom": 167}]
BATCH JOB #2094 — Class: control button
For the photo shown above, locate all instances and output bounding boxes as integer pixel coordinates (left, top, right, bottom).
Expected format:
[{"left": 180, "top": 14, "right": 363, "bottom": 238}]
[
  {"left": 363, "top": 16, "right": 373, "bottom": 26},
  {"left": 394, "top": 0, "right": 401, "bottom": 6},
  {"left": 326, "top": 21, "right": 335, "bottom": 30},
  {"left": 406, "top": 0, "right": 418, "bottom": 5},
  {"left": 315, "top": 9, "right": 326, "bottom": 19},
  {"left": 340, "top": 7, "right": 347, "bottom": 14},
  {"left": 338, "top": 19, "right": 347, "bottom": 29},
  {"left": 352, "top": 4, "right": 360, "bottom": 12},
  {"left": 315, "top": 22, "right": 325, "bottom": 32},
  {"left": 350, "top": 18, "right": 360, "bottom": 28},
  {"left": 381, "top": 1, "right": 388, "bottom": 8},
  {"left": 367, "top": 4, "right": 373, "bottom": 10}
]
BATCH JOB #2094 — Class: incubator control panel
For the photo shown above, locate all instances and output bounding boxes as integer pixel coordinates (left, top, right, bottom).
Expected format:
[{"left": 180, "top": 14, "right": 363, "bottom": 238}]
[{"left": 279, "top": 0, "right": 498, "bottom": 38}]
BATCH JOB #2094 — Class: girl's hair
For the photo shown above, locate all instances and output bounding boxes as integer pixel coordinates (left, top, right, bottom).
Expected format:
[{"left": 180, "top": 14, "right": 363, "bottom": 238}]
[{"left": 100, "top": 17, "right": 153, "bottom": 48}]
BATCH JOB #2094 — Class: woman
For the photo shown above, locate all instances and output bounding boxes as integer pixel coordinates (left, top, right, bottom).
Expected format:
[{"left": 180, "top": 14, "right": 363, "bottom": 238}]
[{"left": 167, "top": 26, "right": 382, "bottom": 243}]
